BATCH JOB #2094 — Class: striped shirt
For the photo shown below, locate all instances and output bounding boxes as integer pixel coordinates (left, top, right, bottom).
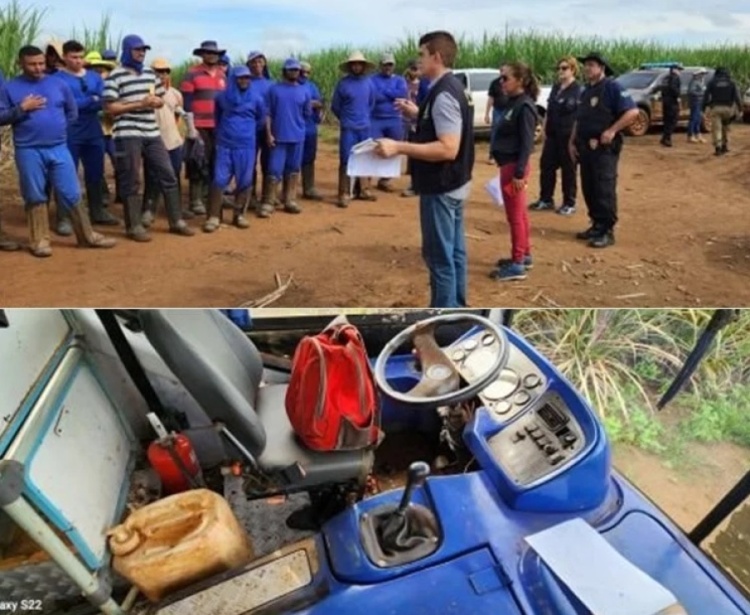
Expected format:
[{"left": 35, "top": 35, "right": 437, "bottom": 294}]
[
  {"left": 180, "top": 65, "right": 225, "bottom": 129},
  {"left": 103, "top": 67, "right": 165, "bottom": 139}
]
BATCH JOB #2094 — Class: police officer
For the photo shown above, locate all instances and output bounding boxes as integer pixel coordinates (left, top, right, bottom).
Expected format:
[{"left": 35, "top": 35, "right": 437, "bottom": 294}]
[
  {"left": 702, "top": 67, "right": 742, "bottom": 156},
  {"left": 569, "top": 52, "right": 638, "bottom": 248},
  {"left": 660, "top": 64, "right": 682, "bottom": 147}
]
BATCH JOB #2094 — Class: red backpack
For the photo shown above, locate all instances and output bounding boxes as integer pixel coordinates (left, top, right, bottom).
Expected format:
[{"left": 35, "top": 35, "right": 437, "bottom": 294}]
[{"left": 285, "top": 317, "right": 383, "bottom": 451}]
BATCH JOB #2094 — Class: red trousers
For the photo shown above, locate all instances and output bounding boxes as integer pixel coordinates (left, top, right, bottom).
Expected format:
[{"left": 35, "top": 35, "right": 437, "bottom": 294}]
[{"left": 500, "top": 163, "right": 531, "bottom": 263}]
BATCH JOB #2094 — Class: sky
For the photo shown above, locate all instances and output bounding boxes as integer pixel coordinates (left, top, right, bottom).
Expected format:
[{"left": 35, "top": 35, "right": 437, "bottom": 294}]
[{"left": 28, "top": 0, "right": 750, "bottom": 63}]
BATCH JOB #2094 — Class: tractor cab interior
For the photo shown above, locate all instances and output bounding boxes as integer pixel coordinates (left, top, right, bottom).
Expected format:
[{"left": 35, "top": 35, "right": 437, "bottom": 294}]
[{"left": 0, "top": 308, "right": 748, "bottom": 615}]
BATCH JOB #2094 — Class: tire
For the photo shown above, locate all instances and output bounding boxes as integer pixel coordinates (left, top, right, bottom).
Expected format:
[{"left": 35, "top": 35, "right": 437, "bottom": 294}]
[{"left": 626, "top": 107, "right": 650, "bottom": 137}]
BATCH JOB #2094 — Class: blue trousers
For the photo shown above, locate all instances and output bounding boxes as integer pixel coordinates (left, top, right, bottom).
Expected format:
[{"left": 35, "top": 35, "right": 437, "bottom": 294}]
[
  {"left": 371, "top": 118, "right": 403, "bottom": 140},
  {"left": 213, "top": 145, "right": 256, "bottom": 192},
  {"left": 688, "top": 100, "right": 703, "bottom": 136},
  {"left": 104, "top": 135, "right": 115, "bottom": 167},
  {"left": 339, "top": 127, "right": 370, "bottom": 166},
  {"left": 268, "top": 141, "right": 303, "bottom": 179},
  {"left": 419, "top": 193, "right": 467, "bottom": 308},
  {"left": 303, "top": 129, "right": 318, "bottom": 166},
  {"left": 15, "top": 144, "right": 80, "bottom": 210},
  {"left": 68, "top": 138, "right": 105, "bottom": 186}
]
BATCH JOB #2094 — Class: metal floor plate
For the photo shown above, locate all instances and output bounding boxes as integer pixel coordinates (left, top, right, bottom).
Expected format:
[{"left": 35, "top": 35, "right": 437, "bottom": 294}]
[{"left": 224, "top": 476, "right": 315, "bottom": 558}]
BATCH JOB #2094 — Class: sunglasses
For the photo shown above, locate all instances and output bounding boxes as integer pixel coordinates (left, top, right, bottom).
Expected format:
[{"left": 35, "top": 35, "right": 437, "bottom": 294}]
[
  {"left": 557, "top": 64, "right": 570, "bottom": 71},
  {"left": 500, "top": 75, "right": 509, "bottom": 82},
  {"left": 155, "top": 69, "right": 171, "bottom": 74}
]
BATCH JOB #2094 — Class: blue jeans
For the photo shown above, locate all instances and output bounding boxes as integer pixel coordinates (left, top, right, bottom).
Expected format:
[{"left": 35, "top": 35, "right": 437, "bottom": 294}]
[
  {"left": 688, "top": 100, "right": 702, "bottom": 136},
  {"left": 419, "top": 193, "right": 467, "bottom": 307}
]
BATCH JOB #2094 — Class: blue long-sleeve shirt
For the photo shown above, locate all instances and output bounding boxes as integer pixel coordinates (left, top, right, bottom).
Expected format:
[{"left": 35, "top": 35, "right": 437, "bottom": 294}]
[
  {"left": 267, "top": 82, "right": 311, "bottom": 143},
  {"left": 331, "top": 75, "right": 375, "bottom": 130},
  {"left": 0, "top": 75, "right": 77, "bottom": 148},
  {"left": 299, "top": 77, "right": 323, "bottom": 132},
  {"left": 250, "top": 75, "right": 273, "bottom": 132},
  {"left": 50, "top": 69, "right": 104, "bottom": 143},
  {"left": 370, "top": 73, "right": 408, "bottom": 120},
  {"left": 215, "top": 88, "right": 266, "bottom": 149}
]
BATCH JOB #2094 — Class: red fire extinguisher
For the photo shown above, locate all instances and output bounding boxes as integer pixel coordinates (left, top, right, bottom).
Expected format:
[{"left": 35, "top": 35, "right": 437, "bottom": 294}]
[{"left": 146, "top": 413, "right": 205, "bottom": 495}]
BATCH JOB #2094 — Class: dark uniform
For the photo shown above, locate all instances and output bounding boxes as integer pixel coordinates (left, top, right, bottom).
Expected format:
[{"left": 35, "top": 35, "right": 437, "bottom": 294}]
[
  {"left": 660, "top": 67, "right": 682, "bottom": 146},
  {"left": 487, "top": 75, "right": 509, "bottom": 159},
  {"left": 533, "top": 80, "right": 582, "bottom": 213},
  {"left": 702, "top": 67, "right": 742, "bottom": 155},
  {"left": 574, "top": 74, "right": 636, "bottom": 247}
]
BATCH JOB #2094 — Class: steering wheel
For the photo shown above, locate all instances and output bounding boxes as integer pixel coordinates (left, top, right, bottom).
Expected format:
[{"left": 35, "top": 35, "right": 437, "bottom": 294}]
[{"left": 374, "top": 313, "right": 509, "bottom": 409}]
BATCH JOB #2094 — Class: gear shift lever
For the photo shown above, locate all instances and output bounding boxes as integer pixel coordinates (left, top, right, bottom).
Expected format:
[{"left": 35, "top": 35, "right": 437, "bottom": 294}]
[{"left": 377, "top": 461, "right": 436, "bottom": 556}]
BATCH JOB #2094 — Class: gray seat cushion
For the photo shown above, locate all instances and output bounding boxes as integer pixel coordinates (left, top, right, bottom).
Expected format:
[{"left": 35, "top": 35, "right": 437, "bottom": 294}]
[{"left": 256, "top": 384, "right": 374, "bottom": 488}]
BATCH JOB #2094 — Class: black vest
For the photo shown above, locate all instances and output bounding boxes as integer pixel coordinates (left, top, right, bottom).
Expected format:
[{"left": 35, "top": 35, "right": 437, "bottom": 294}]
[
  {"left": 411, "top": 73, "right": 474, "bottom": 195},
  {"left": 707, "top": 76, "right": 736, "bottom": 106},
  {"left": 575, "top": 79, "right": 616, "bottom": 142},
  {"left": 545, "top": 81, "right": 581, "bottom": 137},
  {"left": 490, "top": 95, "right": 537, "bottom": 164}
]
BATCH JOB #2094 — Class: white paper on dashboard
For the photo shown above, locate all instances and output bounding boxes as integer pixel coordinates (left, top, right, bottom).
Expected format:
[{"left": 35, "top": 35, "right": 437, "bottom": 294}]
[
  {"left": 525, "top": 518, "right": 684, "bottom": 615},
  {"left": 347, "top": 139, "right": 403, "bottom": 178}
]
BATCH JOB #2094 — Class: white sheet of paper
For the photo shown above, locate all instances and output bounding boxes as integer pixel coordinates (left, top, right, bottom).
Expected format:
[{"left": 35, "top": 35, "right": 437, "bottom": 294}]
[
  {"left": 525, "top": 518, "right": 682, "bottom": 615},
  {"left": 347, "top": 139, "right": 403, "bottom": 178},
  {"left": 484, "top": 177, "right": 503, "bottom": 207}
]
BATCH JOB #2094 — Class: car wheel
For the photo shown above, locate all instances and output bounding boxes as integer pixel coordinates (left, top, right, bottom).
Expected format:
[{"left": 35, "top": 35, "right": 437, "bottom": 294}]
[{"left": 626, "top": 107, "right": 650, "bottom": 137}]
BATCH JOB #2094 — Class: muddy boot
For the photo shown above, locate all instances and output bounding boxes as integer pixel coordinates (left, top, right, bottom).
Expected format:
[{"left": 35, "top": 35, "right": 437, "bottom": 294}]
[
  {"left": 283, "top": 173, "right": 302, "bottom": 214},
  {"left": 123, "top": 195, "right": 151, "bottom": 242},
  {"left": 336, "top": 166, "right": 350, "bottom": 208},
  {"left": 86, "top": 182, "right": 120, "bottom": 225},
  {"left": 233, "top": 189, "right": 251, "bottom": 229},
  {"left": 257, "top": 177, "right": 279, "bottom": 218},
  {"left": 102, "top": 179, "right": 112, "bottom": 207},
  {"left": 164, "top": 188, "right": 195, "bottom": 236},
  {"left": 202, "top": 186, "right": 224, "bottom": 233},
  {"left": 301, "top": 163, "right": 323, "bottom": 200},
  {"left": 69, "top": 203, "right": 116, "bottom": 249},
  {"left": 376, "top": 178, "right": 392, "bottom": 193},
  {"left": 27, "top": 204, "right": 52, "bottom": 257},
  {"left": 188, "top": 180, "right": 207, "bottom": 216},
  {"left": 0, "top": 215, "right": 19, "bottom": 251},
  {"left": 356, "top": 177, "right": 377, "bottom": 201},
  {"left": 54, "top": 201, "right": 73, "bottom": 236},
  {"left": 141, "top": 198, "right": 156, "bottom": 228}
]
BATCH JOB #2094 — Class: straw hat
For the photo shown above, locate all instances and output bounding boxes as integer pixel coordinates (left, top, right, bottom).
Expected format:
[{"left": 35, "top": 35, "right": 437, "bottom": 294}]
[
  {"left": 46, "top": 40, "right": 64, "bottom": 59},
  {"left": 150, "top": 57, "right": 172, "bottom": 71},
  {"left": 339, "top": 50, "right": 375, "bottom": 72}
]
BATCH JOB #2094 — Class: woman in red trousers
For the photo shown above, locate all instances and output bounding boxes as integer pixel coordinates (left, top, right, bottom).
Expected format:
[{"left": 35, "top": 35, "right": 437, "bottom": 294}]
[{"left": 489, "top": 62, "right": 540, "bottom": 281}]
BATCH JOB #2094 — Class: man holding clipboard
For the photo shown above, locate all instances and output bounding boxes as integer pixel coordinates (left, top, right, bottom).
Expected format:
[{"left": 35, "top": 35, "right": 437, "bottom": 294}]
[{"left": 375, "top": 30, "right": 473, "bottom": 308}]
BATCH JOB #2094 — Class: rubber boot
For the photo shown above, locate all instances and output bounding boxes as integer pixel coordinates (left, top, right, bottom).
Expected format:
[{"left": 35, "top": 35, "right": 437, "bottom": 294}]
[
  {"left": 301, "top": 163, "right": 323, "bottom": 200},
  {"left": 123, "top": 195, "right": 151, "bottom": 242},
  {"left": 257, "top": 177, "right": 279, "bottom": 218},
  {"left": 202, "top": 185, "right": 224, "bottom": 233},
  {"left": 0, "top": 214, "right": 19, "bottom": 251},
  {"left": 27, "top": 204, "right": 52, "bottom": 257},
  {"left": 356, "top": 177, "right": 377, "bottom": 201},
  {"left": 376, "top": 178, "right": 392, "bottom": 192},
  {"left": 283, "top": 173, "right": 302, "bottom": 214},
  {"left": 188, "top": 180, "right": 207, "bottom": 215},
  {"left": 336, "top": 165, "right": 350, "bottom": 208},
  {"left": 164, "top": 188, "right": 195, "bottom": 236},
  {"left": 86, "top": 181, "right": 120, "bottom": 225},
  {"left": 233, "top": 189, "right": 251, "bottom": 229},
  {"left": 69, "top": 204, "right": 116, "bottom": 249},
  {"left": 102, "top": 179, "right": 112, "bottom": 207},
  {"left": 54, "top": 197, "right": 73, "bottom": 236}
]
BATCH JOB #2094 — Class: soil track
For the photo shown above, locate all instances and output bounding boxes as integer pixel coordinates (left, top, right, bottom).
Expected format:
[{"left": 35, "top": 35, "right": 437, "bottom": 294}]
[{"left": 1, "top": 126, "right": 749, "bottom": 308}]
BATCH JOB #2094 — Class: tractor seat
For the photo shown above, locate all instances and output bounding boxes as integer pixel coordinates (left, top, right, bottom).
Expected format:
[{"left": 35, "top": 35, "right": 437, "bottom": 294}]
[{"left": 138, "top": 309, "right": 374, "bottom": 489}]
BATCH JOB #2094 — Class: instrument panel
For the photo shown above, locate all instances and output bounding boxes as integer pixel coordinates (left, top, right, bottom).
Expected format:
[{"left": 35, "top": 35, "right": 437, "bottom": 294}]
[
  {"left": 446, "top": 330, "right": 547, "bottom": 421},
  {"left": 487, "top": 391, "right": 584, "bottom": 485}
]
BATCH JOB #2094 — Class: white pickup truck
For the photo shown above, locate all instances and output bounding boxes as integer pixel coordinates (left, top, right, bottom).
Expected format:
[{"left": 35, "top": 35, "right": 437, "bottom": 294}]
[{"left": 453, "top": 68, "right": 553, "bottom": 141}]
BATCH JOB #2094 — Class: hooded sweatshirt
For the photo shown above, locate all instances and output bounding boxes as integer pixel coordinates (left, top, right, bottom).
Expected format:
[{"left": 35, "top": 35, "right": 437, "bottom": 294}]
[
  {"left": 370, "top": 72, "right": 408, "bottom": 120},
  {"left": 51, "top": 69, "right": 104, "bottom": 143},
  {"left": 267, "top": 79, "right": 312, "bottom": 143},
  {"left": 331, "top": 74, "right": 375, "bottom": 130},
  {"left": 215, "top": 69, "right": 266, "bottom": 149},
  {"left": 0, "top": 74, "right": 78, "bottom": 148}
]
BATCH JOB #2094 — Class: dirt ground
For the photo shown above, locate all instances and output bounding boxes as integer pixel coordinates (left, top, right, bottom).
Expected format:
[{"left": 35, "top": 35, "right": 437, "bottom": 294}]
[{"left": 1, "top": 125, "right": 749, "bottom": 308}]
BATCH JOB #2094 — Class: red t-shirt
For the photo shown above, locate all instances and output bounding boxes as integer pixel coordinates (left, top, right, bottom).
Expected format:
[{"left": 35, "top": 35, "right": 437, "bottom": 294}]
[{"left": 181, "top": 65, "right": 226, "bottom": 129}]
